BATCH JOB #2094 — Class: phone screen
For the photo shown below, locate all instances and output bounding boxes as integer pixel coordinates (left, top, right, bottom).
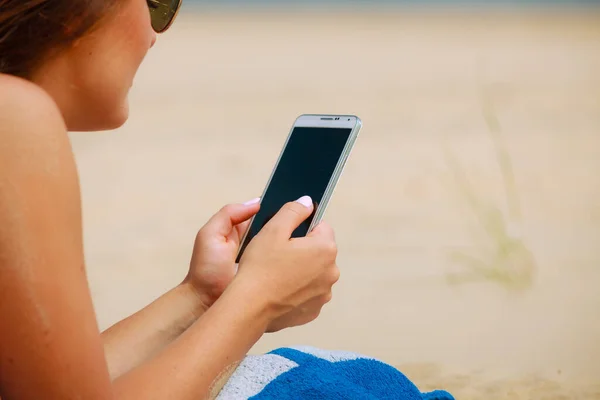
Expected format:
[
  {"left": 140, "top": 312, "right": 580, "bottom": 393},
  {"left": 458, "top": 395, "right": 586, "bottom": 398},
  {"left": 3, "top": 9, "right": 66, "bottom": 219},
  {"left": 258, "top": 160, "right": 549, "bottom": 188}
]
[{"left": 236, "top": 126, "right": 352, "bottom": 262}]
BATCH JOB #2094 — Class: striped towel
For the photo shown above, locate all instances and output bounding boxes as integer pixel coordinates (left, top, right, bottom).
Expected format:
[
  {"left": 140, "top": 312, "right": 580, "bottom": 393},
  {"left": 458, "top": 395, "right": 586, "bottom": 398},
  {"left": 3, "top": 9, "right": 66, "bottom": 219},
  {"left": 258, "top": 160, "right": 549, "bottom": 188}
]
[{"left": 216, "top": 346, "right": 454, "bottom": 400}]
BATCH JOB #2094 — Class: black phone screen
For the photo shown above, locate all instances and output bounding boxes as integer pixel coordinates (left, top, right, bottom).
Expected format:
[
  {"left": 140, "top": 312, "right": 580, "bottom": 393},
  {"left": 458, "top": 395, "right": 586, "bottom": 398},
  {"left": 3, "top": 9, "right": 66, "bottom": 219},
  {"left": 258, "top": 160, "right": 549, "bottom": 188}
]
[{"left": 236, "top": 126, "right": 352, "bottom": 262}]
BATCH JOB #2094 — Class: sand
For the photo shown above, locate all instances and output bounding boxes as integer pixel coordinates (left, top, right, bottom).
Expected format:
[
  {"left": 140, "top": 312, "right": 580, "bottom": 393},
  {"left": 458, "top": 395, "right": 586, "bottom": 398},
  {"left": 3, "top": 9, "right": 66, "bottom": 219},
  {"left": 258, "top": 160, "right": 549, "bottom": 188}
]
[{"left": 70, "top": 9, "right": 600, "bottom": 399}]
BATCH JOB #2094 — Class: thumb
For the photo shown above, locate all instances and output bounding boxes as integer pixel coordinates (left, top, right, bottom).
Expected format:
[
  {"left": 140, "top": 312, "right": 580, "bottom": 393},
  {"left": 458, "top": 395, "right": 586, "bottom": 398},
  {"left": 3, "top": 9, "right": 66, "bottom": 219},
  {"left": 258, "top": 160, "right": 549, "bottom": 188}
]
[
  {"left": 264, "top": 196, "right": 314, "bottom": 238},
  {"left": 204, "top": 200, "right": 260, "bottom": 237}
]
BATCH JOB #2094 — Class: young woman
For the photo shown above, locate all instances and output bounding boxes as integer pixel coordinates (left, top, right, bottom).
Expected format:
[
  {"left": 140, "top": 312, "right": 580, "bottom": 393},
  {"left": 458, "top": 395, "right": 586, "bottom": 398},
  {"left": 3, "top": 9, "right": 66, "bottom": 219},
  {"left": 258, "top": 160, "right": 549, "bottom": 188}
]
[{"left": 0, "top": 1, "right": 340, "bottom": 398}]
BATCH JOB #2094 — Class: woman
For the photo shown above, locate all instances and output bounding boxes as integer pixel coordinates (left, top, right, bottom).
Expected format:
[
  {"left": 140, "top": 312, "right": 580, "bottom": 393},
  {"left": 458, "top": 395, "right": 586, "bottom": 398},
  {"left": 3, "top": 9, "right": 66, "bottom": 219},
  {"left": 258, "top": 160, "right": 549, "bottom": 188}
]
[{"left": 0, "top": 1, "right": 340, "bottom": 398}]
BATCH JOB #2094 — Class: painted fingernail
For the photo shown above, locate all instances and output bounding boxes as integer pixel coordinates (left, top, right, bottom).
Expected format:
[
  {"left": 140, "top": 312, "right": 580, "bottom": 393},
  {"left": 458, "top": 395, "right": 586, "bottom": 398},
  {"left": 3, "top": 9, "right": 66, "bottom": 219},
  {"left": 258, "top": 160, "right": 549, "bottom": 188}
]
[
  {"left": 243, "top": 197, "right": 261, "bottom": 206},
  {"left": 295, "top": 195, "right": 313, "bottom": 208}
]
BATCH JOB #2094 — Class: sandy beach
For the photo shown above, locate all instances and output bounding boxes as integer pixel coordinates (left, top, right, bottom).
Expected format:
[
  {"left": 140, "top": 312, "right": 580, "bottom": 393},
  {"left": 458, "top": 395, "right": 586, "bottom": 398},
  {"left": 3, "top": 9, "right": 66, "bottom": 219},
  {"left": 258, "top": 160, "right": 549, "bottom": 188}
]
[{"left": 70, "top": 9, "right": 600, "bottom": 399}]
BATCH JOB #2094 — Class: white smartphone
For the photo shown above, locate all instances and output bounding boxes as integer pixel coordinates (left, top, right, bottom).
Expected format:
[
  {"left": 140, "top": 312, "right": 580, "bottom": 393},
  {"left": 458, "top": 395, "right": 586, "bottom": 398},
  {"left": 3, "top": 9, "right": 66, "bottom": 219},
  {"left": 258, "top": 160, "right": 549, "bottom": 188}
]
[{"left": 236, "top": 114, "right": 362, "bottom": 262}]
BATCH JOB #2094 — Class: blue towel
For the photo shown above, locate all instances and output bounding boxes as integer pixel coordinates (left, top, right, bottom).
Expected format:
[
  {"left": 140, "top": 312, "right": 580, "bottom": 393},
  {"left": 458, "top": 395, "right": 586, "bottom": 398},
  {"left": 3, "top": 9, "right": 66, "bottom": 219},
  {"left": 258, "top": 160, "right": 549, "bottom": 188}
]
[{"left": 216, "top": 346, "right": 454, "bottom": 399}]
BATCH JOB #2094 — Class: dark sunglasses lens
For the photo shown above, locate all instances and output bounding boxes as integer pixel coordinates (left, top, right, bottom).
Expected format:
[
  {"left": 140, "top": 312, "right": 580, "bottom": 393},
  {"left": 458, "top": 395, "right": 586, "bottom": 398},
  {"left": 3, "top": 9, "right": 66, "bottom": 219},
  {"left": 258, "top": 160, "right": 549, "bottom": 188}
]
[{"left": 148, "top": 0, "right": 180, "bottom": 32}]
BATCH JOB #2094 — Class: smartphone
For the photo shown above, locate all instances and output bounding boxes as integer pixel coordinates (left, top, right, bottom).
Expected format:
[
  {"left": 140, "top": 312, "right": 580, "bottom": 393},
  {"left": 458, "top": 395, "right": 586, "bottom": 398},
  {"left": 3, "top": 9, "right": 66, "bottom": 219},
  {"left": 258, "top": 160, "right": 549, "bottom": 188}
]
[{"left": 235, "top": 114, "right": 362, "bottom": 263}]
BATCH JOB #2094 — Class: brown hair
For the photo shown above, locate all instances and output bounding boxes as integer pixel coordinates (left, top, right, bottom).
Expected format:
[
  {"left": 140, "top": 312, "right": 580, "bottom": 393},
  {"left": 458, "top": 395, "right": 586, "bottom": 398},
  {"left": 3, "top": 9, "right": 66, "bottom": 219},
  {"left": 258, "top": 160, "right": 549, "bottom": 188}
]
[{"left": 0, "top": 0, "right": 118, "bottom": 79}]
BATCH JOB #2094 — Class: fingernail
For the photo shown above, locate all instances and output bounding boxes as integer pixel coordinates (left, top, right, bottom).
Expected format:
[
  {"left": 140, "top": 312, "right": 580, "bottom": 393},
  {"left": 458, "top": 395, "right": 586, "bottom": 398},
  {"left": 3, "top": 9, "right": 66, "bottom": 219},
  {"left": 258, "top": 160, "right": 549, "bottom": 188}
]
[
  {"left": 295, "top": 195, "right": 313, "bottom": 208},
  {"left": 243, "top": 197, "right": 261, "bottom": 206}
]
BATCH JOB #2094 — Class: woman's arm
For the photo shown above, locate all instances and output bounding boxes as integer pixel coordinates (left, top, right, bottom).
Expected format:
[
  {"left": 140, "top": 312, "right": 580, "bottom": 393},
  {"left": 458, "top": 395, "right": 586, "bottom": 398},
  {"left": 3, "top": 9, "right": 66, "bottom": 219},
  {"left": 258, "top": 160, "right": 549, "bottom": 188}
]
[
  {"left": 0, "top": 77, "right": 337, "bottom": 400},
  {"left": 101, "top": 167, "right": 263, "bottom": 381},
  {"left": 101, "top": 282, "right": 205, "bottom": 379},
  {"left": 0, "top": 79, "right": 269, "bottom": 399},
  {"left": 0, "top": 79, "right": 115, "bottom": 399},
  {"left": 113, "top": 280, "right": 270, "bottom": 399}
]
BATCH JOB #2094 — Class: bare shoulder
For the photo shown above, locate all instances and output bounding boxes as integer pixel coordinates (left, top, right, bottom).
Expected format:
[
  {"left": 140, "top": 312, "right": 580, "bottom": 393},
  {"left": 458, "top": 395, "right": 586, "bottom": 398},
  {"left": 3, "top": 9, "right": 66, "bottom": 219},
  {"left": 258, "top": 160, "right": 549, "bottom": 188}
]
[
  {"left": 0, "top": 73, "right": 67, "bottom": 142},
  {"left": 0, "top": 73, "right": 81, "bottom": 246},
  {"left": 0, "top": 73, "right": 64, "bottom": 126},
  {"left": 0, "top": 74, "right": 76, "bottom": 186}
]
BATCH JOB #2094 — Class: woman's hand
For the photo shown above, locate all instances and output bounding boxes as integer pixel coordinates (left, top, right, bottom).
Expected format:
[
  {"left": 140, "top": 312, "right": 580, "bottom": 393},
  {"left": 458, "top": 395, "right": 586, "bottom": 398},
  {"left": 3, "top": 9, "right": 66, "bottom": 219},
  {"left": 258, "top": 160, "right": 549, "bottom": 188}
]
[
  {"left": 233, "top": 196, "right": 340, "bottom": 331},
  {"left": 184, "top": 198, "right": 261, "bottom": 310}
]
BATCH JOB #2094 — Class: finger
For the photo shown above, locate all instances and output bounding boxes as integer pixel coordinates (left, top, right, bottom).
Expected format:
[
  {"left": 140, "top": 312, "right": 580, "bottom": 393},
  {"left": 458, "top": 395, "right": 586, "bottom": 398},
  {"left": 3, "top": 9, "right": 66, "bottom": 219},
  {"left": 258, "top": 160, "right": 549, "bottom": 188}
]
[
  {"left": 229, "top": 199, "right": 260, "bottom": 242},
  {"left": 298, "top": 294, "right": 330, "bottom": 313},
  {"left": 300, "top": 297, "right": 326, "bottom": 322},
  {"left": 263, "top": 196, "right": 314, "bottom": 238},
  {"left": 269, "top": 295, "right": 330, "bottom": 332},
  {"left": 294, "top": 309, "right": 321, "bottom": 327},
  {"left": 307, "top": 220, "right": 335, "bottom": 241},
  {"left": 204, "top": 200, "right": 260, "bottom": 237},
  {"left": 231, "top": 219, "right": 252, "bottom": 246},
  {"left": 328, "top": 265, "right": 341, "bottom": 286},
  {"left": 281, "top": 304, "right": 321, "bottom": 328}
]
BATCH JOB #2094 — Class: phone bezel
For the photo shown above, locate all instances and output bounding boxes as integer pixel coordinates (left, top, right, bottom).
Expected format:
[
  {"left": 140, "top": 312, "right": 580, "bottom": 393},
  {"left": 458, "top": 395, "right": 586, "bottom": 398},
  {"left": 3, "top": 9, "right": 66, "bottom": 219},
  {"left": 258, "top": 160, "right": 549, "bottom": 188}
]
[{"left": 235, "top": 114, "right": 362, "bottom": 262}]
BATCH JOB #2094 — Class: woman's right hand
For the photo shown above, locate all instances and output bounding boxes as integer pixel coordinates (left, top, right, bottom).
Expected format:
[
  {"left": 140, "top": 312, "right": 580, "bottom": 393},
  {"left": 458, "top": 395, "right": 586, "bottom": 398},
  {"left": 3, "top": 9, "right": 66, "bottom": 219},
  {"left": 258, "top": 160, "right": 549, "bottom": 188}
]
[{"left": 233, "top": 196, "right": 340, "bottom": 331}]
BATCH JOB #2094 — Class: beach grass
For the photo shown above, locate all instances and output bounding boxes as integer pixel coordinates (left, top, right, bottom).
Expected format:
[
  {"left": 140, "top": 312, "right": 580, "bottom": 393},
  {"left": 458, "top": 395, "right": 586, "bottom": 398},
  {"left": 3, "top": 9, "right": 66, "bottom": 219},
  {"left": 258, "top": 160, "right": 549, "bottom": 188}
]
[{"left": 443, "top": 93, "right": 536, "bottom": 290}]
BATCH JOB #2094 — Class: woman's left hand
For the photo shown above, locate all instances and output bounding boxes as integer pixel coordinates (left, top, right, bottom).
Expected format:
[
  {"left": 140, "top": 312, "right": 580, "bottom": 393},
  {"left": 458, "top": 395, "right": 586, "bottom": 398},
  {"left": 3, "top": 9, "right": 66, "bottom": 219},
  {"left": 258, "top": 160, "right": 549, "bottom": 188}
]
[{"left": 184, "top": 198, "right": 261, "bottom": 310}]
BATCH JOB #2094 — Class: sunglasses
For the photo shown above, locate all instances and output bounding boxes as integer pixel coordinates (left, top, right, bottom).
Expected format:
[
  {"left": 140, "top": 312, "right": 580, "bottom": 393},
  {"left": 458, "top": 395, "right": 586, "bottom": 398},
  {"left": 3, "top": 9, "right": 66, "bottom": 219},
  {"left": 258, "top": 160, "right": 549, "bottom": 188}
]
[{"left": 147, "top": 0, "right": 182, "bottom": 33}]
